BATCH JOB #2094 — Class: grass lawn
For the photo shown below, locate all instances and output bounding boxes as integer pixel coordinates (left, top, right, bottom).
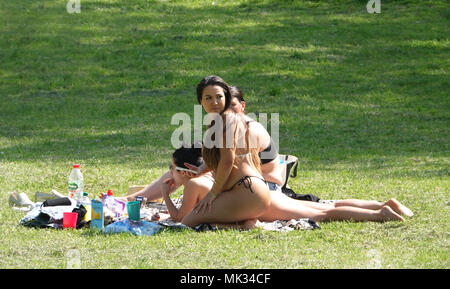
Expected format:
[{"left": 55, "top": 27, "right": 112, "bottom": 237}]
[{"left": 0, "top": 0, "right": 448, "bottom": 269}]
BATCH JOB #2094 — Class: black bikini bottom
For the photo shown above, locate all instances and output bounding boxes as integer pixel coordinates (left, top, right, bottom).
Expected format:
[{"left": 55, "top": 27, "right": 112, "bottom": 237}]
[{"left": 226, "top": 176, "right": 267, "bottom": 194}]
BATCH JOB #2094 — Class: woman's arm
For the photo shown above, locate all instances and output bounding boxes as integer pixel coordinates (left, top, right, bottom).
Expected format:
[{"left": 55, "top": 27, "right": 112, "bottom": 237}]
[
  {"left": 193, "top": 114, "right": 236, "bottom": 214},
  {"left": 162, "top": 178, "right": 202, "bottom": 222},
  {"left": 118, "top": 170, "right": 182, "bottom": 202},
  {"left": 210, "top": 147, "right": 234, "bottom": 196},
  {"left": 193, "top": 147, "right": 234, "bottom": 214}
]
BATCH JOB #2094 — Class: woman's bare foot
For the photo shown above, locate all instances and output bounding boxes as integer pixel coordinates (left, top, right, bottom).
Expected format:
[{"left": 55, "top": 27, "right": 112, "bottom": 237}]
[
  {"left": 380, "top": 206, "right": 405, "bottom": 222},
  {"left": 241, "top": 219, "right": 260, "bottom": 229},
  {"left": 385, "top": 198, "right": 413, "bottom": 217}
]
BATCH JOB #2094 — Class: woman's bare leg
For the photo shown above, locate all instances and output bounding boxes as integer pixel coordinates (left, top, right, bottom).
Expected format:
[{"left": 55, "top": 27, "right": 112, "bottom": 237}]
[
  {"left": 384, "top": 198, "right": 413, "bottom": 217},
  {"left": 259, "top": 193, "right": 404, "bottom": 222},
  {"left": 259, "top": 192, "right": 326, "bottom": 222},
  {"left": 268, "top": 192, "right": 384, "bottom": 211},
  {"left": 259, "top": 196, "right": 326, "bottom": 222},
  {"left": 335, "top": 198, "right": 413, "bottom": 217},
  {"left": 181, "top": 180, "right": 270, "bottom": 228},
  {"left": 277, "top": 193, "right": 413, "bottom": 218},
  {"left": 334, "top": 199, "right": 384, "bottom": 210},
  {"left": 317, "top": 206, "right": 404, "bottom": 222}
]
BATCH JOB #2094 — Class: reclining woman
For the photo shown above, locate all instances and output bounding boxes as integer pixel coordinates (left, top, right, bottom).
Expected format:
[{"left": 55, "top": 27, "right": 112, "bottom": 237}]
[
  {"left": 163, "top": 145, "right": 413, "bottom": 227},
  {"left": 161, "top": 145, "right": 213, "bottom": 222}
]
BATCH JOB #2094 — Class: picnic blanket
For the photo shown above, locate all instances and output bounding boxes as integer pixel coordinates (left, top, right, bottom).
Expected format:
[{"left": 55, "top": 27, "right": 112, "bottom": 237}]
[
  {"left": 143, "top": 202, "right": 321, "bottom": 232},
  {"left": 103, "top": 219, "right": 164, "bottom": 236}
]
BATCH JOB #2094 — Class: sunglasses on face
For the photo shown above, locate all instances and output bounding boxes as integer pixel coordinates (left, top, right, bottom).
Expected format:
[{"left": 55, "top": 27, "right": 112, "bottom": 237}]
[{"left": 169, "top": 163, "right": 198, "bottom": 174}]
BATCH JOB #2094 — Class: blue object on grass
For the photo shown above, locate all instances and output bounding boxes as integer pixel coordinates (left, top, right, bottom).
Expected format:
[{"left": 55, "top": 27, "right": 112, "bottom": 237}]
[{"left": 103, "top": 219, "right": 163, "bottom": 236}]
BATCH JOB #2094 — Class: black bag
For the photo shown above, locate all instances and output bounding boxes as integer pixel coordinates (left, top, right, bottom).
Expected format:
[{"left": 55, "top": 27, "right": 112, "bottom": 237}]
[
  {"left": 279, "top": 154, "right": 320, "bottom": 202},
  {"left": 43, "top": 197, "right": 87, "bottom": 228},
  {"left": 72, "top": 205, "right": 87, "bottom": 228},
  {"left": 42, "top": 197, "right": 72, "bottom": 207}
]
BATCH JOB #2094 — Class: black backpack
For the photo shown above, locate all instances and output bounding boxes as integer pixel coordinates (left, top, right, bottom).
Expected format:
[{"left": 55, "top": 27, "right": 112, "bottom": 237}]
[{"left": 279, "top": 154, "right": 320, "bottom": 202}]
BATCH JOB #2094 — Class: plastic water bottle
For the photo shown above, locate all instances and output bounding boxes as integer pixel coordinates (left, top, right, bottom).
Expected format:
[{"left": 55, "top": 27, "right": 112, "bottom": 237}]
[
  {"left": 81, "top": 192, "right": 91, "bottom": 221},
  {"left": 102, "top": 189, "right": 114, "bottom": 205},
  {"left": 103, "top": 190, "right": 125, "bottom": 218},
  {"left": 68, "top": 164, "right": 84, "bottom": 201}
]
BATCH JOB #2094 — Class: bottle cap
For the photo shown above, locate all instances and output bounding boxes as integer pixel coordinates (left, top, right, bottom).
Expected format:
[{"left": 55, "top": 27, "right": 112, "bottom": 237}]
[
  {"left": 107, "top": 189, "right": 113, "bottom": 196},
  {"left": 73, "top": 164, "right": 80, "bottom": 168},
  {"left": 83, "top": 192, "right": 88, "bottom": 196}
]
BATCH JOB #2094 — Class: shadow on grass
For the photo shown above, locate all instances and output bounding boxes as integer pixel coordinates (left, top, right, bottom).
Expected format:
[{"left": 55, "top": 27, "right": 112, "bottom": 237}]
[{"left": 0, "top": 0, "right": 448, "bottom": 173}]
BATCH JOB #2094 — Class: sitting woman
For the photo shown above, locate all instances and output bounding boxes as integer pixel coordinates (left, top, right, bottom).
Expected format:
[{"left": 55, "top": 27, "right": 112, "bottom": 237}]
[{"left": 180, "top": 110, "right": 271, "bottom": 228}]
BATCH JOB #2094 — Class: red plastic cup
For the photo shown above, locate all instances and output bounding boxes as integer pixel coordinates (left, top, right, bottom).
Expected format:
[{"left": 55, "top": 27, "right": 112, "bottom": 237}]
[{"left": 63, "top": 212, "right": 78, "bottom": 229}]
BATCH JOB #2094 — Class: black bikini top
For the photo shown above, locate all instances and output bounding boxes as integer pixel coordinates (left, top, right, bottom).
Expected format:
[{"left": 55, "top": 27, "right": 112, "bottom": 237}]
[
  {"left": 245, "top": 119, "right": 278, "bottom": 165},
  {"left": 259, "top": 137, "right": 278, "bottom": 164}
]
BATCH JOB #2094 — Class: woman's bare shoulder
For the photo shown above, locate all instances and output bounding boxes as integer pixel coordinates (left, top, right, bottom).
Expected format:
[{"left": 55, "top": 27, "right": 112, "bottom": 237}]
[{"left": 185, "top": 175, "right": 213, "bottom": 191}]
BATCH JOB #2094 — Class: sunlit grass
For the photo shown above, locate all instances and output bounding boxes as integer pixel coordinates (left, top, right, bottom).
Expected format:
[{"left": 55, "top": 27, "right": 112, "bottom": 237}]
[{"left": 0, "top": 0, "right": 448, "bottom": 268}]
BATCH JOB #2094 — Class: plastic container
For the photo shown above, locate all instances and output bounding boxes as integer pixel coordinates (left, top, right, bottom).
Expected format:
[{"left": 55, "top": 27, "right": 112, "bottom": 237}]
[
  {"left": 91, "top": 199, "right": 104, "bottom": 230},
  {"left": 101, "top": 189, "right": 113, "bottom": 205},
  {"left": 127, "top": 201, "right": 140, "bottom": 221},
  {"left": 81, "top": 192, "right": 91, "bottom": 221},
  {"left": 68, "top": 164, "right": 84, "bottom": 201},
  {"left": 63, "top": 212, "right": 78, "bottom": 229},
  {"left": 103, "top": 190, "right": 126, "bottom": 218}
]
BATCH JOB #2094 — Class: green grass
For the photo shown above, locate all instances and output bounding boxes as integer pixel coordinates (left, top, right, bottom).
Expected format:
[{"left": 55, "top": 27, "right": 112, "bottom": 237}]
[{"left": 0, "top": 0, "right": 449, "bottom": 268}]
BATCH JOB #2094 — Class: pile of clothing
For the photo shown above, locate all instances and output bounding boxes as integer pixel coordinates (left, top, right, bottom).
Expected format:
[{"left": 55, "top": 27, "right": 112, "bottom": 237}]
[
  {"left": 10, "top": 191, "right": 113, "bottom": 229},
  {"left": 18, "top": 197, "right": 87, "bottom": 229}
]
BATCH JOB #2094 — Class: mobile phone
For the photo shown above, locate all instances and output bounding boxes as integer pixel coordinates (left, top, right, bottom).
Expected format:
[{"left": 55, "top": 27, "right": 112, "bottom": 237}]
[{"left": 175, "top": 166, "right": 198, "bottom": 174}]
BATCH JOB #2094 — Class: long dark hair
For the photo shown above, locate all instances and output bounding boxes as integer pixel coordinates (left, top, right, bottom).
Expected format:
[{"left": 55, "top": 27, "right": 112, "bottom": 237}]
[
  {"left": 230, "top": 86, "right": 245, "bottom": 102},
  {"left": 172, "top": 143, "right": 203, "bottom": 169},
  {"left": 196, "top": 75, "right": 232, "bottom": 114},
  {"left": 202, "top": 112, "right": 261, "bottom": 174}
]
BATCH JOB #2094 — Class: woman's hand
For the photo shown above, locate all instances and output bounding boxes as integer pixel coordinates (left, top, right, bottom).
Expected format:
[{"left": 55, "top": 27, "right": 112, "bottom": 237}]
[
  {"left": 161, "top": 178, "right": 177, "bottom": 196},
  {"left": 193, "top": 191, "right": 217, "bottom": 215},
  {"left": 182, "top": 162, "right": 207, "bottom": 178}
]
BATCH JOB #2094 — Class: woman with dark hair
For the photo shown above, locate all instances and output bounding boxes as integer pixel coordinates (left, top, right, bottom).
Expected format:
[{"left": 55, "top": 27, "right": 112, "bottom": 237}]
[
  {"left": 180, "top": 110, "right": 272, "bottom": 228},
  {"left": 195, "top": 75, "right": 232, "bottom": 114},
  {"left": 122, "top": 81, "right": 254, "bottom": 203},
  {"left": 174, "top": 75, "right": 271, "bottom": 227},
  {"left": 161, "top": 145, "right": 214, "bottom": 222},
  {"left": 187, "top": 75, "right": 283, "bottom": 192}
]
